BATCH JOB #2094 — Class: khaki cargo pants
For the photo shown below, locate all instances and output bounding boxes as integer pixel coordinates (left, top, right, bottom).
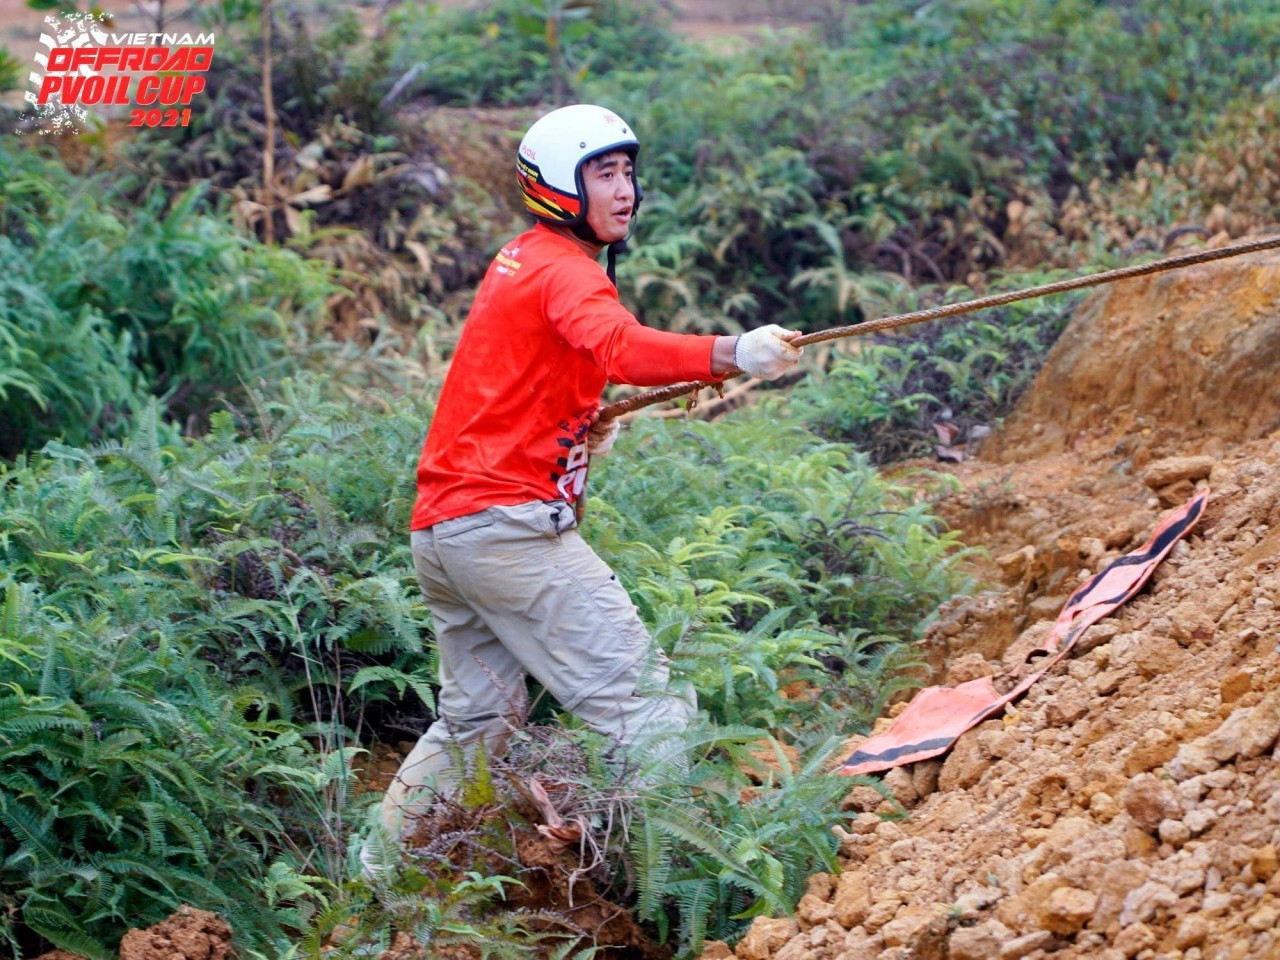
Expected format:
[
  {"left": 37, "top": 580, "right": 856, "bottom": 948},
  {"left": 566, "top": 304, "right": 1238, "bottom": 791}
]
[{"left": 362, "top": 499, "right": 695, "bottom": 871}]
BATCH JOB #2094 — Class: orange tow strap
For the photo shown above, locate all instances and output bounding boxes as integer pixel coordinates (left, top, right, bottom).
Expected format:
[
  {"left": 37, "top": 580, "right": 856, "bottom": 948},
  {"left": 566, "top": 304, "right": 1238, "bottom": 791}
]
[{"left": 840, "top": 488, "right": 1208, "bottom": 776}]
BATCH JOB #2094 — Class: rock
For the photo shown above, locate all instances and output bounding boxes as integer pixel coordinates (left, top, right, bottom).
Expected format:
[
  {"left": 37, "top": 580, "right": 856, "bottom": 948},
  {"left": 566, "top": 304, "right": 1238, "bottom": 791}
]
[
  {"left": 774, "top": 935, "right": 819, "bottom": 960},
  {"left": 912, "top": 759, "right": 943, "bottom": 799},
  {"left": 882, "top": 767, "right": 919, "bottom": 807},
  {"left": 996, "top": 873, "right": 1067, "bottom": 933},
  {"left": 805, "top": 872, "right": 835, "bottom": 901},
  {"left": 1156, "top": 478, "right": 1196, "bottom": 507},
  {"left": 977, "top": 728, "right": 1018, "bottom": 759},
  {"left": 797, "top": 892, "right": 835, "bottom": 927},
  {"left": 1045, "top": 680, "right": 1090, "bottom": 725},
  {"left": 1169, "top": 689, "right": 1280, "bottom": 778},
  {"left": 699, "top": 941, "right": 734, "bottom": 959},
  {"left": 1132, "top": 633, "right": 1182, "bottom": 678},
  {"left": 1118, "top": 880, "right": 1178, "bottom": 926},
  {"left": 939, "top": 730, "right": 989, "bottom": 792},
  {"left": 735, "top": 917, "right": 798, "bottom": 960},
  {"left": 834, "top": 927, "right": 884, "bottom": 960},
  {"left": 1041, "top": 886, "right": 1098, "bottom": 935},
  {"left": 833, "top": 869, "right": 871, "bottom": 927},
  {"left": 949, "top": 919, "right": 1013, "bottom": 960},
  {"left": 879, "top": 904, "right": 941, "bottom": 947},
  {"left": 1123, "top": 729, "right": 1178, "bottom": 775},
  {"left": 1247, "top": 903, "right": 1279, "bottom": 931},
  {"left": 1157, "top": 818, "right": 1191, "bottom": 847},
  {"left": 1219, "top": 669, "right": 1254, "bottom": 703},
  {"left": 1173, "top": 912, "right": 1211, "bottom": 948},
  {"left": 1113, "top": 921, "right": 1157, "bottom": 957},
  {"left": 1141, "top": 456, "right": 1215, "bottom": 490},
  {"left": 952, "top": 886, "right": 1004, "bottom": 918},
  {"left": 947, "top": 651, "right": 999, "bottom": 685},
  {"left": 996, "top": 545, "right": 1036, "bottom": 580},
  {"left": 1250, "top": 845, "right": 1278, "bottom": 881},
  {"left": 1124, "top": 773, "right": 1178, "bottom": 832},
  {"left": 862, "top": 898, "right": 899, "bottom": 931},
  {"left": 842, "top": 785, "right": 887, "bottom": 813},
  {"left": 999, "top": 930, "right": 1054, "bottom": 958},
  {"left": 1184, "top": 807, "right": 1218, "bottom": 836}
]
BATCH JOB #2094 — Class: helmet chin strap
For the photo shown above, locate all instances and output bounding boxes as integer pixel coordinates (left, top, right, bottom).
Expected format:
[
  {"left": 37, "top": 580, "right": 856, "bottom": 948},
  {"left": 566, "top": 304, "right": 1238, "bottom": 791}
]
[
  {"left": 606, "top": 239, "right": 627, "bottom": 287},
  {"left": 569, "top": 220, "right": 629, "bottom": 287}
]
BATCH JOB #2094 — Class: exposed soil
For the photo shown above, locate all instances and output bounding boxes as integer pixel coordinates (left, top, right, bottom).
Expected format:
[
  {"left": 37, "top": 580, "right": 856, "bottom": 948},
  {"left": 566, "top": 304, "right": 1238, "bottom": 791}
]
[
  {"left": 705, "top": 250, "right": 1280, "bottom": 960},
  {"left": 12, "top": 4, "right": 1280, "bottom": 959},
  {"left": 31, "top": 907, "right": 235, "bottom": 960}
]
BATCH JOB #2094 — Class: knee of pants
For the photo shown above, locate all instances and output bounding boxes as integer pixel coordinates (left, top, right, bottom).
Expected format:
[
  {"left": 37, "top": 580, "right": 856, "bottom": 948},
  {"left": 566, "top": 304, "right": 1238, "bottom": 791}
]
[{"left": 573, "top": 669, "right": 696, "bottom": 748}]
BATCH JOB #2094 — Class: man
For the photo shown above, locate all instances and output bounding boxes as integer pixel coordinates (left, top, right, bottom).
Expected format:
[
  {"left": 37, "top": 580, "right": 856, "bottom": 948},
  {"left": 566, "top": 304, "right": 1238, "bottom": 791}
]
[{"left": 361, "top": 104, "right": 802, "bottom": 874}]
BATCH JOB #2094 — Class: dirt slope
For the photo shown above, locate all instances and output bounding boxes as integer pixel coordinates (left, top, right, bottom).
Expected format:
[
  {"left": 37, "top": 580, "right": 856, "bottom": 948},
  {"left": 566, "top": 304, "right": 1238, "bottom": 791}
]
[{"left": 708, "top": 249, "right": 1280, "bottom": 960}]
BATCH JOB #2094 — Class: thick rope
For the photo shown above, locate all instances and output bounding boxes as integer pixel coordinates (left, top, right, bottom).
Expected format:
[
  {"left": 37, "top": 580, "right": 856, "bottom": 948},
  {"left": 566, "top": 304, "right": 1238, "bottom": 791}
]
[{"left": 599, "top": 233, "right": 1280, "bottom": 421}]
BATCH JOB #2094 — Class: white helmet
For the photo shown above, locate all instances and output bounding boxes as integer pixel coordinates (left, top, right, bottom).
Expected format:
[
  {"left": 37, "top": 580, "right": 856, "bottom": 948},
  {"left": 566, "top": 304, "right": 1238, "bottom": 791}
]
[{"left": 517, "top": 103, "right": 641, "bottom": 240}]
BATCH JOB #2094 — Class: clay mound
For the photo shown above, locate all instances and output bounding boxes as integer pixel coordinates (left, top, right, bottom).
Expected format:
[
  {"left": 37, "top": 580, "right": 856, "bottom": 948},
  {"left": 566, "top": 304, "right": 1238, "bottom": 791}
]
[
  {"left": 990, "top": 247, "right": 1280, "bottom": 461},
  {"left": 117, "top": 908, "right": 234, "bottom": 960},
  {"left": 31, "top": 907, "right": 234, "bottom": 960},
  {"left": 708, "top": 252, "right": 1280, "bottom": 960}
]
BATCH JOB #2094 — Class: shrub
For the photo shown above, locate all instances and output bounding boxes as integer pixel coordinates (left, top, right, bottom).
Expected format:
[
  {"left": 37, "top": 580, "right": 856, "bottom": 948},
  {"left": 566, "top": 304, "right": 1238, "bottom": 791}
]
[
  {"left": 386, "top": 0, "right": 679, "bottom": 106},
  {"left": 0, "top": 143, "right": 336, "bottom": 458}
]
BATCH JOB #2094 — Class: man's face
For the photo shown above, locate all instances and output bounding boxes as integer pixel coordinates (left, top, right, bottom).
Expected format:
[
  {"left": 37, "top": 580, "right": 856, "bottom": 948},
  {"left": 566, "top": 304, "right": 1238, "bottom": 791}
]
[{"left": 581, "top": 151, "right": 636, "bottom": 245}]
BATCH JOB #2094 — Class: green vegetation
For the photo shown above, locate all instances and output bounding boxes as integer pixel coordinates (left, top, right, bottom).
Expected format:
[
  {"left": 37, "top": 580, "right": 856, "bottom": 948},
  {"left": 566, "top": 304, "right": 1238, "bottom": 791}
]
[{"left": 2, "top": 0, "right": 1278, "bottom": 956}]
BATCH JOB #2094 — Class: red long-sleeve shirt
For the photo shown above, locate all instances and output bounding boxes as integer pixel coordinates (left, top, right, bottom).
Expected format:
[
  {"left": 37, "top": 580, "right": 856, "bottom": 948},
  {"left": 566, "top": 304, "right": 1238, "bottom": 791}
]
[{"left": 411, "top": 225, "right": 719, "bottom": 530}]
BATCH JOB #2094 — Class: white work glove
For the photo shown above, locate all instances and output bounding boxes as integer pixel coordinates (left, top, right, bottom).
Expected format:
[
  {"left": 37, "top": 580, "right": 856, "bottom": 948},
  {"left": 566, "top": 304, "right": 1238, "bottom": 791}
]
[
  {"left": 734, "top": 324, "right": 804, "bottom": 380},
  {"left": 587, "top": 416, "right": 620, "bottom": 457}
]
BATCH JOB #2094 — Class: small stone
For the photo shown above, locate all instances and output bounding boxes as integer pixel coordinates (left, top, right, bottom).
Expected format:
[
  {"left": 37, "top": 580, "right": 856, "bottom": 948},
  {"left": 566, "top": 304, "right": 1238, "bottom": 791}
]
[
  {"left": 879, "top": 904, "right": 941, "bottom": 947},
  {"left": 862, "top": 898, "right": 899, "bottom": 931},
  {"left": 733, "top": 916, "right": 797, "bottom": 960},
  {"left": 1158, "top": 819, "right": 1191, "bottom": 847},
  {"left": 1247, "top": 904, "right": 1279, "bottom": 931},
  {"left": 1133, "top": 633, "right": 1182, "bottom": 678},
  {"left": 1173, "top": 913, "right": 1210, "bottom": 948},
  {"left": 1114, "top": 922, "right": 1157, "bottom": 957},
  {"left": 1041, "top": 886, "right": 1097, "bottom": 935},
  {"left": 999, "top": 930, "right": 1054, "bottom": 959},
  {"left": 882, "top": 767, "right": 919, "bottom": 807},
  {"left": 797, "top": 892, "right": 834, "bottom": 927},
  {"left": 1119, "top": 881, "right": 1177, "bottom": 927},
  {"left": 833, "top": 869, "right": 871, "bottom": 927},
  {"left": 1125, "top": 773, "right": 1177, "bottom": 831},
  {"left": 1250, "top": 845, "right": 1278, "bottom": 881},
  {"left": 1141, "top": 456, "right": 1214, "bottom": 490},
  {"left": 949, "top": 919, "right": 1012, "bottom": 960},
  {"left": 1183, "top": 808, "right": 1217, "bottom": 836}
]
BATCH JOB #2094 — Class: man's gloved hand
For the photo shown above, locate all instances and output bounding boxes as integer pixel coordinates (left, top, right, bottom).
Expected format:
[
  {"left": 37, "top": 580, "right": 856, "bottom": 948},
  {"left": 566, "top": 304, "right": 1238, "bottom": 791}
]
[
  {"left": 733, "top": 324, "right": 804, "bottom": 380},
  {"left": 587, "top": 415, "right": 621, "bottom": 457}
]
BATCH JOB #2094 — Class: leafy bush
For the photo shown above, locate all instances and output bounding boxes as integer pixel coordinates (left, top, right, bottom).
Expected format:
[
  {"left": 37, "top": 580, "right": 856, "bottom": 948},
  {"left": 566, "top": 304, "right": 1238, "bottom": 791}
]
[
  {"left": 787, "top": 284, "right": 1080, "bottom": 463},
  {"left": 0, "top": 421, "right": 330, "bottom": 956},
  {"left": 0, "top": 143, "right": 336, "bottom": 458},
  {"left": 386, "top": 0, "right": 679, "bottom": 106},
  {"left": 0, "top": 47, "right": 19, "bottom": 92},
  {"left": 590, "top": 410, "right": 970, "bottom": 737},
  {"left": 0, "top": 391, "right": 434, "bottom": 955},
  {"left": 588, "top": 0, "right": 1280, "bottom": 335}
]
